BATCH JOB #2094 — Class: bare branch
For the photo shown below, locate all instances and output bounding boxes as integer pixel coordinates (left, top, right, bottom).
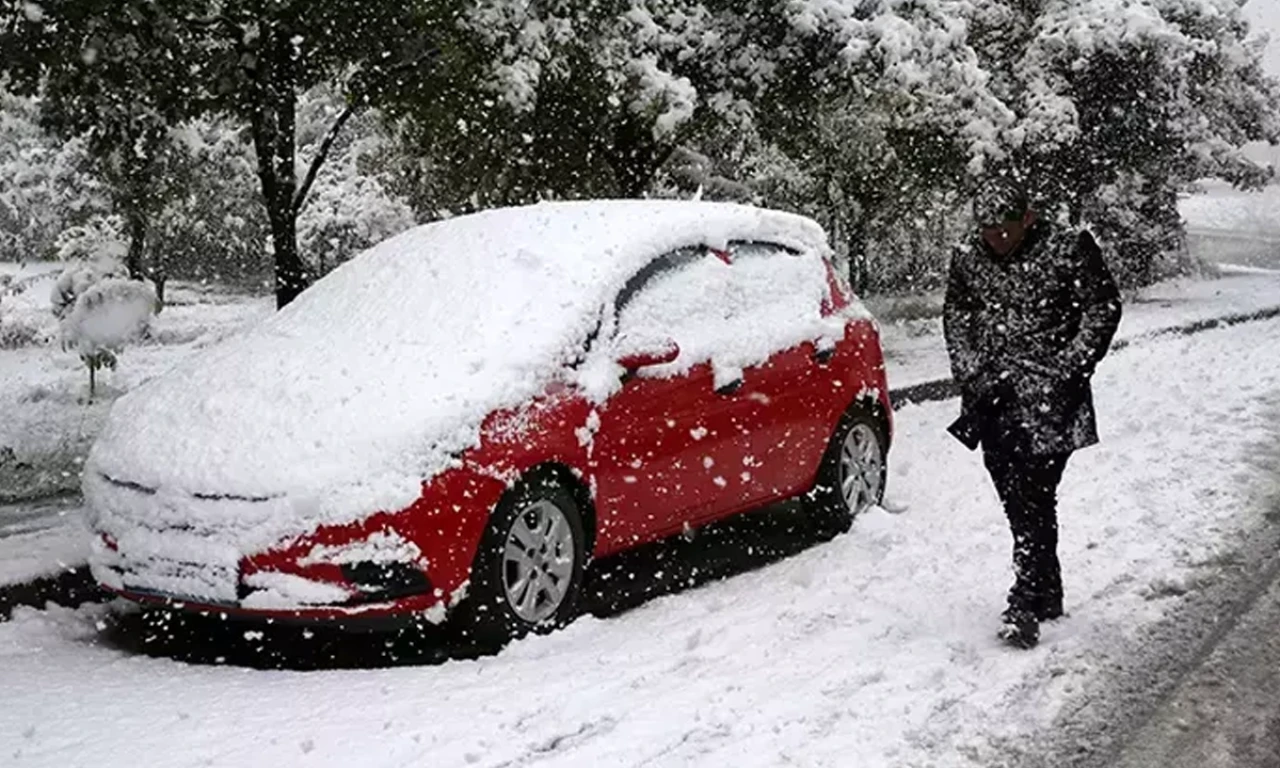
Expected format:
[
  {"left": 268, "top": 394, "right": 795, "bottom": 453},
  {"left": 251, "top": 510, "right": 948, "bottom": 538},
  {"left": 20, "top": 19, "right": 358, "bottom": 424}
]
[
  {"left": 289, "top": 44, "right": 441, "bottom": 217},
  {"left": 184, "top": 15, "right": 237, "bottom": 32},
  {"left": 291, "top": 102, "right": 356, "bottom": 217}
]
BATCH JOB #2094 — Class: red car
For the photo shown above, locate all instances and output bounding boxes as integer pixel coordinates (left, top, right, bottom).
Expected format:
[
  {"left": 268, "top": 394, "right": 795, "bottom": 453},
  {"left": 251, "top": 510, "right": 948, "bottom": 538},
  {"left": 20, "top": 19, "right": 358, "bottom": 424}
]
[{"left": 85, "top": 201, "right": 891, "bottom": 643}]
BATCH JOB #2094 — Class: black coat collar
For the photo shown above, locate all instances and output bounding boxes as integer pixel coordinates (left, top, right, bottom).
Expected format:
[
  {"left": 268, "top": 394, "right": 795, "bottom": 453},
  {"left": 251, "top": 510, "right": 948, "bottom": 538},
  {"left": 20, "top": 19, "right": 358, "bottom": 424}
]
[{"left": 976, "top": 222, "right": 1050, "bottom": 264}]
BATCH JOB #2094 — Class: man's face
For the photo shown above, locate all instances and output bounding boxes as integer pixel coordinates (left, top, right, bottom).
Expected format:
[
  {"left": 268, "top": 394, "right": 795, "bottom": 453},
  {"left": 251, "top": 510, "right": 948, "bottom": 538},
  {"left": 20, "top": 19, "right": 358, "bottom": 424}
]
[{"left": 980, "top": 209, "right": 1037, "bottom": 257}]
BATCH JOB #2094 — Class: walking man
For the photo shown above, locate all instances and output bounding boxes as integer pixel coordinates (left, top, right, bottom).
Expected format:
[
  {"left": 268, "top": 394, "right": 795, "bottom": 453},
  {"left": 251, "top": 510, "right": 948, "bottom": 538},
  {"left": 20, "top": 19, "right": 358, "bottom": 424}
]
[{"left": 943, "top": 176, "right": 1122, "bottom": 649}]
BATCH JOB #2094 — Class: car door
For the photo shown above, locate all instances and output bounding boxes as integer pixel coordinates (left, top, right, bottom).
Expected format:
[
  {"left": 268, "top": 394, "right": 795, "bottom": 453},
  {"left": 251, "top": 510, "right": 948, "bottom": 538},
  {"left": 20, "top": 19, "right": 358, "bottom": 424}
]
[
  {"left": 588, "top": 247, "right": 749, "bottom": 553},
  {"left": 700, "top": 241, "right": 845, "bottom": 510}
]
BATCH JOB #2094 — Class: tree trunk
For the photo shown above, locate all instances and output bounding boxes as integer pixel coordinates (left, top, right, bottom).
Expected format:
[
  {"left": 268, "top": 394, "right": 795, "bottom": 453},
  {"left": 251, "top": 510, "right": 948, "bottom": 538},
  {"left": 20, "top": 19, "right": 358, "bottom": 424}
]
[
  {"left": 246, "top": 23, "right": 309, "bottom": 309},
  {"left": 271, "top": 210, "right": 306, "bottom": 307},
  {"left": 847, "top": 216, "right": 871, "bottom": 296},
  {"left": 606, "top": 118, "right": 671, "bottom": 198},
  {"left": 125, "top": 211, "right": 147, "bottom": 280}
]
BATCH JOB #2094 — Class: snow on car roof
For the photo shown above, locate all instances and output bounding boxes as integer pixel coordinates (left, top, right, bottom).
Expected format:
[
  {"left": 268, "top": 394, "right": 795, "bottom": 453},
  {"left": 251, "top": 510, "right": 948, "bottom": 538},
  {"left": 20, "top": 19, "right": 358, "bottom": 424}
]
[
  {"left": 273, "top": 199, "right": 826, "bottom": 346},
  {"left": 85, "top": 201, "right": 829, "bottom": 551}
]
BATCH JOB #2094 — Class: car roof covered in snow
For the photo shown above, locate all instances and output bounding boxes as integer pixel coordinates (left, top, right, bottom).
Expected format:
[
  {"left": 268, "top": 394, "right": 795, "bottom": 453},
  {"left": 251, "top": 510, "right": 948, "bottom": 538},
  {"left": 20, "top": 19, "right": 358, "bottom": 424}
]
[
  {"left": 85, "top": 201, "right": 830, "bottom": 550},
  {"left": 284, "top": 199, "right": 827, "bottom": 336}
]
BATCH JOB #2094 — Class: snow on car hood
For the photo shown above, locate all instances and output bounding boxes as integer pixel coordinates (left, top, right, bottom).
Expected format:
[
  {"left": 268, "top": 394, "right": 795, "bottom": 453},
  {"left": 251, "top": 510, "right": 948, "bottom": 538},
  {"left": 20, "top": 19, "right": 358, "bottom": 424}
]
[{"left": 86, "top": 200, "right": 827, "bottom": 547}]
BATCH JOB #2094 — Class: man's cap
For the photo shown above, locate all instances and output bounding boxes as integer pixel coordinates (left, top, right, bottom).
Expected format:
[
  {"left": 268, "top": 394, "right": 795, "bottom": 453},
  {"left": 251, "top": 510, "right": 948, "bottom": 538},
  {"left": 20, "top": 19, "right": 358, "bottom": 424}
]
[{"left": 973, "top": 175, "right": 1031, "bottom": 226}]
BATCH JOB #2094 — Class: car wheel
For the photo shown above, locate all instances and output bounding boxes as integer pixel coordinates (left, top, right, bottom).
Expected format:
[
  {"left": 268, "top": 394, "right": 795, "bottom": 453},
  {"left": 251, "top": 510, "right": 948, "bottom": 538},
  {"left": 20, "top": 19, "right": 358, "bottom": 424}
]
[
  {"left": 456, "top": 473, "right": 587, "bottom": 647},
  {"left": 805, "top": 405, "right": 888, "bottom": 534}
]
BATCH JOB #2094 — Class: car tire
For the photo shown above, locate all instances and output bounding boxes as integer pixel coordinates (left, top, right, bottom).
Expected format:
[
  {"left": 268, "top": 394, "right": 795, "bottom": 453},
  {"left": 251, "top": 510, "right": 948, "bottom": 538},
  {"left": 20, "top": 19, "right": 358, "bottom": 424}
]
[
  {"left": 454, "top": 473, "right": 587, "bottom": 648},
  {"left": 804, "top": 405, "right": 888, "bottom": 535}
]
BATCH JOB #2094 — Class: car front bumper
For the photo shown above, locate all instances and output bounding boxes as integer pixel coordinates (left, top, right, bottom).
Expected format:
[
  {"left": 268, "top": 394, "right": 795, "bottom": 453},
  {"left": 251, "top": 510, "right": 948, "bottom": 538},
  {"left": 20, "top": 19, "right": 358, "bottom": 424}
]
[{"left": 85, "top": 465, "right": 508, "bottom": 626}]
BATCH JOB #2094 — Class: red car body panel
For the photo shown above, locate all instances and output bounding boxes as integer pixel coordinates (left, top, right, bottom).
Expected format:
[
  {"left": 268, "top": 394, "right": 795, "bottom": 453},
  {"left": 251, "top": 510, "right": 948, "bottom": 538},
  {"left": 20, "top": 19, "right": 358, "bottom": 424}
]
[{"left": 103, "top": 255, "right": 893, "bottom": 624}]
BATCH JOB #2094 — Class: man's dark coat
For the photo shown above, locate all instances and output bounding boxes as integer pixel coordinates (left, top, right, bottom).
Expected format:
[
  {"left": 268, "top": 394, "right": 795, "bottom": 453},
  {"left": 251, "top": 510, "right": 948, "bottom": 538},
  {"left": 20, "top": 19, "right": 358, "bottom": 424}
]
[{"left": 943, "top": 224, "right": 1123, "bottom": 455}]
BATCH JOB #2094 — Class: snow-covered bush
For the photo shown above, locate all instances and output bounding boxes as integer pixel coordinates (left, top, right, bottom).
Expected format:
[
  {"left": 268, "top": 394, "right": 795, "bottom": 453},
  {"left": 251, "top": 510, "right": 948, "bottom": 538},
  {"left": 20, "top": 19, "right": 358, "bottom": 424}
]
[
  {"left": 0, "top": 273, "right": 53, "bottom": 348},
  {"left": 46, "top": 227, "right": 146, "bottom": 393},
  {"left": 50, "top": 253, "right": 127, "bottom": 320},
  {"left": 53, "top": 215, "right": 128, "bottom": 264},
  {"left": 59, "top": 278, "right": 157, "bottom": 398}
]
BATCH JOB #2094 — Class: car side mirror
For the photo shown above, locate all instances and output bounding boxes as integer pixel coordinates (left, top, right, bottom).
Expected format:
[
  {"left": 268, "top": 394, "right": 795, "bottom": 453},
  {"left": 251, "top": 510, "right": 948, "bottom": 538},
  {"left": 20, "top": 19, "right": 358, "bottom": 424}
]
[{"left": 617, "top": 340, "right": 680, "bottom": 372}]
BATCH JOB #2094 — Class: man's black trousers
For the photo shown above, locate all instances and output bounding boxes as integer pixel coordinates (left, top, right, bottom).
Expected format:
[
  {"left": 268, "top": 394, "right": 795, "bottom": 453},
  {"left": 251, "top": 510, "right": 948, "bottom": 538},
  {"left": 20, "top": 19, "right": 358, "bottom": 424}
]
[{"left": 982, "top": 448, "right": 1071, "bottom": 615}]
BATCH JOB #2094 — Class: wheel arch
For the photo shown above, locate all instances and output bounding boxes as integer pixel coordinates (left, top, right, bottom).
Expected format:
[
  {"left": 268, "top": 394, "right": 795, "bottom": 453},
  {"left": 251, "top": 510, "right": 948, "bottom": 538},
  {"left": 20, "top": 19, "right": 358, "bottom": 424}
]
[
  {"left": 844, "top": 390, "right": 893, "bottom": 451},
  {"left": 511, "top": 462, "right": 598, "bottom": 560}
]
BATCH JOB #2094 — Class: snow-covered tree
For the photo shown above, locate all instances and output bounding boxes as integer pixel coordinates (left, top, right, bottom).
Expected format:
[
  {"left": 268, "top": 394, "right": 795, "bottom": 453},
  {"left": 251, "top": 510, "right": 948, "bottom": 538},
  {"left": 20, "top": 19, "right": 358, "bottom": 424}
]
[
  {"left": 150, "top": 116, "right": 269, "bottom": 298},
  {"left": 2, "top": 0, "right": 441, "bottom": 307},
  {"left": 59, "top": 277, "right": 156, "bottom": 398},
  {"left": 295, "top": 86, "right": 415, "bottom": 277},
  {"left": 1, "top": 2, "right": 194, "bottom": 283},
  {"left": 4, "top": 0, "right": 1277, "bottom": 297},
  {"left": 297, "top": 171, "right": 414, "bottom": 278},
  {"left": 0, "top": 86, "right": 106, "bottom": 262},
  {"left": 974, "top": 0, "right": 1280, "bottom": 285},
  {"left": 390, "top": 0, "right": 1011, "bottom": 213}
]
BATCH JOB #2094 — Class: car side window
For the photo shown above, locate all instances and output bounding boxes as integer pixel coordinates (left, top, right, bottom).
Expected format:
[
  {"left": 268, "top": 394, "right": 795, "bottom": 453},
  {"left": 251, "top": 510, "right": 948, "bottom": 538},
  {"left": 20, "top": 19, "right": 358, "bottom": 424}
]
[
  {"left": 607, "top": 240, "right": 834, "bottom": 378},
  {"left": 614, "top": 246, "right": 707, "bottom": 318},
  {"left": 727, "top": 241, "right": 800, "bottom": 261},
  {"left": 612, "top": 246, "right": 729, "bottom": 367},
  {"left": 718, "top": 240, "right": 828, "bottom": 331}
]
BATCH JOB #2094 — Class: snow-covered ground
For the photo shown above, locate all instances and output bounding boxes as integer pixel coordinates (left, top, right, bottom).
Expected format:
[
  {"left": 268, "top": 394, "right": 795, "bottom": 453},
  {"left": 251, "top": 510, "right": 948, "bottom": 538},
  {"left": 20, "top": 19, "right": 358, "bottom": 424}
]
[
  {"left": 0, "top": 496, "right": 87, "bottom": 588},
  {"left": 2, "top": 308, "right": 1279, "bottom": 768},
  {"left": 1180, "top": 179, "right": 1280, "bottom": 236},
  {"left": 0, "top": 261, "right": 63, "bottom": 283}
]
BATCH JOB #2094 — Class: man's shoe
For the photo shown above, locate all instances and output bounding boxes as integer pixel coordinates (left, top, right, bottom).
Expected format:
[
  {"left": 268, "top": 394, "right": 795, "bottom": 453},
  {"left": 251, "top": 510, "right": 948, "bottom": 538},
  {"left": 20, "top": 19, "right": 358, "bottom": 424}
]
[
  {"left": 997, "top": 611, "right": 1040, "bottom": 649},
  {"left": 1038, "top": 598, "right": 1063, "bottom": 622},
  {"left": 1004, "top": 598, "right": 1063, "bottom": 623}
]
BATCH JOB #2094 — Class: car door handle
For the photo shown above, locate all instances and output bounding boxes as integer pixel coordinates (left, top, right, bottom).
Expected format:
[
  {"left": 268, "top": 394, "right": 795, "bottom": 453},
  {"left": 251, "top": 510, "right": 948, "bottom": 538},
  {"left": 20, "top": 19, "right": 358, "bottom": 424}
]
[
  {"left": 813, "top": 346, "right": 836, "bottom": 364},
  {"left": 715, "top": 378, "right": 744, "bottom": 396}
]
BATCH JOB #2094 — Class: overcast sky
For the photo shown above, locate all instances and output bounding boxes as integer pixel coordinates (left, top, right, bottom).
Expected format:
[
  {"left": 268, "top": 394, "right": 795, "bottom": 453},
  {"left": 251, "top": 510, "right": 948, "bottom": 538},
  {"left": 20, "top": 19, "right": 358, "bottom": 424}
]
[
  {"left": 1244, "top": 0, "right": 1280, "bottom": 76},
  {"left": 1241, "top": 1, "right": 1279, "bottom": 168}
]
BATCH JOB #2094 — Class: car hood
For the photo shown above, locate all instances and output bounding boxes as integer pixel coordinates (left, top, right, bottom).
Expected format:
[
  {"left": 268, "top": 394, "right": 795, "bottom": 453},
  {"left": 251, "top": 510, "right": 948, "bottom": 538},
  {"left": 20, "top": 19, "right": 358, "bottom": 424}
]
[{"left": 86, "top": 327, "right": 505, "bottom": 525}]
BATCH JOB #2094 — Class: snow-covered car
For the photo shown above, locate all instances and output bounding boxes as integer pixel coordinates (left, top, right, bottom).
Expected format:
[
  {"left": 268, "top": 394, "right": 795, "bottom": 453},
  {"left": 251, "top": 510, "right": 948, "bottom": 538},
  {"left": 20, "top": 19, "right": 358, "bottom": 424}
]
[{"left": 84, "top": 200, "right": 893, "bottom": 642}]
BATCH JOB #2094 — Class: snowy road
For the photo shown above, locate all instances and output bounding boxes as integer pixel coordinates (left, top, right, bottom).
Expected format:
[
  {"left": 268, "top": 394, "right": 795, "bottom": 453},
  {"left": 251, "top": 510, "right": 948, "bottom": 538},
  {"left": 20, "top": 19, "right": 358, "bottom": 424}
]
[
  {"left": 3, "top": 315, "right": 1280, "bottom": 767},
  {"left": 0, "top": 495, "right": 87, "bottom": 591},
  {"left": 1111, "top": 558, "right": 1280, "bottom": 768},
  {"left": 1015, "top": 418, "right": 1280, "bottom": 768}
]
